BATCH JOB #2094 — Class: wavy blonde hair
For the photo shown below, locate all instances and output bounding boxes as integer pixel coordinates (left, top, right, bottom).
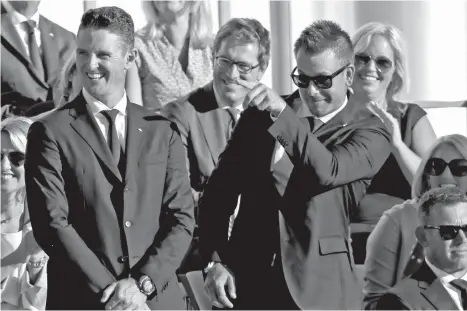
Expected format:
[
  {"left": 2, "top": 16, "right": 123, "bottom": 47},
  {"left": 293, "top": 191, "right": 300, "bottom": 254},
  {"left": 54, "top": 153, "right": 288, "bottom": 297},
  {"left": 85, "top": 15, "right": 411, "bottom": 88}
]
[
  {"left": 140, "top": 0, "right": 213, "bottom": 49},
  {"left": 412, "top": 134, "right": 467, "bottom": 199},
  {"left": 352, "top": 22, "right": 409, "bottom": 115},
  {"left": 54, "top": 52, "right": 78, "bottom": 108}
]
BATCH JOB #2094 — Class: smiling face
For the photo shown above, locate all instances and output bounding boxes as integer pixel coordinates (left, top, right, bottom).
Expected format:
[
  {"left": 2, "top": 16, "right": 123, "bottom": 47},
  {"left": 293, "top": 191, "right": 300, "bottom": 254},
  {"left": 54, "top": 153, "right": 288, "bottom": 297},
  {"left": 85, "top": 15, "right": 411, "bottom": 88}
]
[
  {"left": 1, "top": 132, "right": 25, "bottom": 195},
  {"left": 296, "top": 48, "right": 354, "bottom": 118},
  {"left": 212, "top": 36, "right": 264, "bottom": 108},
  {"left": 76, "top": 28, "right": 136, "bottom": 106},
  {"left": 353, "top": 35, "right": 396, "bottom": 102},
  {"left": 427, "top": 144, "right": 467, "bottom": 192}
]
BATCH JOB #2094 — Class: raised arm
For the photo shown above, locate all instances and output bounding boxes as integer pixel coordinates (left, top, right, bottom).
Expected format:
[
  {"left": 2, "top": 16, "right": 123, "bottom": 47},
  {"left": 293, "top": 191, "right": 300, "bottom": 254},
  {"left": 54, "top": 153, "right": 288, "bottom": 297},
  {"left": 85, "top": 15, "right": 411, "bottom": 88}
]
[{"left": 25, "top": 121, "right": 116, "bottom": 293}]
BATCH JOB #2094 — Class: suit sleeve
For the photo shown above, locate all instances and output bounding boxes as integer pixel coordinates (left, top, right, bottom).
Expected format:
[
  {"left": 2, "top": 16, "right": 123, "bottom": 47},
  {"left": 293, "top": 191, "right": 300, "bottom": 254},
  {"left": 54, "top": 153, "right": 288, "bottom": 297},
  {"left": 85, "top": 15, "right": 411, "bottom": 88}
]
[
  {"left": 268, "top": 105, "right": 391, "bottom": 187},
  {"left": 363, "top": 209, "right": 402, "bottom": 310},
  {"left": 131, "top": 125, "right": 195, "bottom": 296},
  {"left": 375, "top": 293, "right": 411, "bottom": 310},
  {"left": 25, "top": 121, "right": 116, "bottom": 293},
  {"left": 198, "top": 109, "right": 252, "bottom": 264}
]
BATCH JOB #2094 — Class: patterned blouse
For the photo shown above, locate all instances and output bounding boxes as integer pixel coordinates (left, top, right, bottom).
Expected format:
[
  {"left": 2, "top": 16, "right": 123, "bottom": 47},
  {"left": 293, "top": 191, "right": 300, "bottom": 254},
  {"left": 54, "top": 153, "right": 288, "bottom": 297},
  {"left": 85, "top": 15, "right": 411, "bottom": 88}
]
[{"left": 135, "top": 32, "right": 213, "bottom": 110}]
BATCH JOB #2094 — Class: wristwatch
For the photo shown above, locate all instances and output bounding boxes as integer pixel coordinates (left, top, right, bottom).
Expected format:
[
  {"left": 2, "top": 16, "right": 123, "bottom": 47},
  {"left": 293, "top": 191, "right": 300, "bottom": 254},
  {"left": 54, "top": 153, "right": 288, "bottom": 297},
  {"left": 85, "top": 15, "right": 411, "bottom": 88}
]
[
  {"left": 138, "top": 275, "right": 156, "bottom": 297},
  {"left": 27, "top": 256, "right": 47, "bottom": 269}
]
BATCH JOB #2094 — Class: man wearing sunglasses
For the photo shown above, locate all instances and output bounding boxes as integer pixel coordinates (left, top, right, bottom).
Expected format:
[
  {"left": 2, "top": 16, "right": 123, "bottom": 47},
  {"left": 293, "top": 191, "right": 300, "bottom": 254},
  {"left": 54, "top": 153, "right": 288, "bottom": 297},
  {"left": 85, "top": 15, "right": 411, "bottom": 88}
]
[
  {"left": 199, "top": 20, "right": 391, "bottom": 310},
  {"left": 377, "top": 187, "right": 467, "bottom": 310}
]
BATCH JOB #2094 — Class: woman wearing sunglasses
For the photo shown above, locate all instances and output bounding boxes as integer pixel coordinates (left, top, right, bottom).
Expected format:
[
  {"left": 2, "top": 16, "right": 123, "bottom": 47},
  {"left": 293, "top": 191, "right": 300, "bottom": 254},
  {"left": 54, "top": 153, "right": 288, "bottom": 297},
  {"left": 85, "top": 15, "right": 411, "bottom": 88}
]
[
  {"left": 1, "top": 117, "right": 48, "bottom": 310},
  {"left": 349, "top": 22, "right": 437, "bottom": 263},
  {"left": 363, "top": 134, "right": 467, "bottom": 310}
]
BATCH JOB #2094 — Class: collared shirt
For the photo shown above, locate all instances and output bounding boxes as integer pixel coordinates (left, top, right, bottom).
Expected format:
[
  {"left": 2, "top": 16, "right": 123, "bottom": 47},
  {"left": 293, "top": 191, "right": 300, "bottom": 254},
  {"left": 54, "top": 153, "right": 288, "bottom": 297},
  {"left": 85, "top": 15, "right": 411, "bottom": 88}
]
[
  {"left": 6, "top": 7, "right": 42, "bottom": 57},
  {"left": 82, "top": 88, "right": 127, "bottom": 149},
  {"left": 272, "top": 96, "right": 348, "bottom": 165},
  {"left": 222, "top": 104, "right": 244, "bottom": 121},
  {"left": 426, "top": 257, "right": 467, "bottom": 311}
]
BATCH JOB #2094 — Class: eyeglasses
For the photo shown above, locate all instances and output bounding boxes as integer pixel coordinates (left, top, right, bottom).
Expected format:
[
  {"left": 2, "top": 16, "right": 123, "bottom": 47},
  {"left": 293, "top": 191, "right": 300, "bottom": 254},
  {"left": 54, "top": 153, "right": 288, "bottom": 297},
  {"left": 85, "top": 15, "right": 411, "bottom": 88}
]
[
  {"left": 215, "top": 56, "right": 260, "bottom": 74},
  {"left": 424, "top": 225, "right": 467, "bottom": 241},
  {"left": 1, "top": 151, "right": 25, "bottom": 167},
  {"left": 355, "top": 53, "right": 393, "bottom": 73},
  {"left": 425, "top": 158, "right": 467, "bottom": 177},
  {"left": 290, "top": 64, "right": 349, "bottom": 90}
]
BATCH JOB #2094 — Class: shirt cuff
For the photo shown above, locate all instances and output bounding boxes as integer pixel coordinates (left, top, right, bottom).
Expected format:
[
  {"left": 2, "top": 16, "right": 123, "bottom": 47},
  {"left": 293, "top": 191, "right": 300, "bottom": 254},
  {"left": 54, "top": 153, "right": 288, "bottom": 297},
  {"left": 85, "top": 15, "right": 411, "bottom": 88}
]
[{"left": 270, "top": 105, "right": 287, "bottom": 121}]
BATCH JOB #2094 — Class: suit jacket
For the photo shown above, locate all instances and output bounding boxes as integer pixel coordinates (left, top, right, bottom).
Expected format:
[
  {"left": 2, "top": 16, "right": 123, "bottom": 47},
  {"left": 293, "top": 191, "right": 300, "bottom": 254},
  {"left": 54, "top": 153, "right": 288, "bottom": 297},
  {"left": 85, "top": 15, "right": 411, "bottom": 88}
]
[
  {"left": 376, "top": 262, "right": 459, "bottom": 310},
  {"left": 25, "top": 94, "right": 195, "bottom": 310},
  {"left": 161, "top": 82, "right": 231, "bottom": 206},
  {"left": 1, "top": 12, "right": 75, "bottom": 117},
  {"left": 199, "top": 91, "right": 392, "bottom": 309}
]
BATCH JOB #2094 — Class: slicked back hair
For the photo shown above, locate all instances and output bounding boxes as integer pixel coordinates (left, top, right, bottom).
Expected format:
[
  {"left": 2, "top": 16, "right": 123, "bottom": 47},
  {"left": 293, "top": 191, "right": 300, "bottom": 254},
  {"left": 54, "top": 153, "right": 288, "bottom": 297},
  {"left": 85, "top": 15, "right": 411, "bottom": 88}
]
[
  {"left": 294, "top": 20, "right": 354, "bottom": 66},
  {"left": 79, "top": 6, "right": 135, "bottom": 52}
]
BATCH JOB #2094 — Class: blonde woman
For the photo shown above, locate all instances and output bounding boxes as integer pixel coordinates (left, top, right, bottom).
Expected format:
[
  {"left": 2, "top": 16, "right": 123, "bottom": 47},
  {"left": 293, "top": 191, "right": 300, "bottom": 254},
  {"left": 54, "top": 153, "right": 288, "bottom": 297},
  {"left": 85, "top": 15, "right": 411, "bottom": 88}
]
[
  {"left": 126, "top": 1, "right": 213, "bottom": 110},
  {"left": 1, "top": 117, "right": 48, "bottom": 310}
]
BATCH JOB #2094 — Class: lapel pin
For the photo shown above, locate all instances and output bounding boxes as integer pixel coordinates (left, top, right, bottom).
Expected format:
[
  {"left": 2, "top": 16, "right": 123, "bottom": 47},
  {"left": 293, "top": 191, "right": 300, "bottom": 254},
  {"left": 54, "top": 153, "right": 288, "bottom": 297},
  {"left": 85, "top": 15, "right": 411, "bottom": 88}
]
[
  {"left": 49, "top": 32, "right": 54, "bottom": 37},
  {"left": 138, "top": 128, "right": 142, "bottom": 132}
]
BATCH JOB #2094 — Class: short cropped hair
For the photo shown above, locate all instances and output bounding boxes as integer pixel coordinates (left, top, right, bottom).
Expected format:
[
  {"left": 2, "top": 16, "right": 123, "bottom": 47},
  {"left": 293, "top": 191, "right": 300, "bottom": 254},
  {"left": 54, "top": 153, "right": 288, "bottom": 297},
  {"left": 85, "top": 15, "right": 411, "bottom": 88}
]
[
  {"left": 213, "top": 18, "right": 271, "bottom": 72},
  {"left": 352, "top": 22, "right": 409, "bottom": 103},
  {"left": 79, "top": 6, "right": 135, "bottom": 51},
  {"left": 418, "top": 187, "right": 467, "bottom": 224},
  {"left": 294, "top": 20, "right": 354, "bottom": 65},
  {"left": 412, "top": 134, "right": 467, "bottom": 199}
]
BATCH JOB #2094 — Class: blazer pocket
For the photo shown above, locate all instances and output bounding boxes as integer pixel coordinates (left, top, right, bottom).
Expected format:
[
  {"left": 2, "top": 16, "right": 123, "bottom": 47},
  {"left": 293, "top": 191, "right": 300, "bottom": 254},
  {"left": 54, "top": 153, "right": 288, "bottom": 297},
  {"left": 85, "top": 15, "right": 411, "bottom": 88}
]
[{"left": 319, "top": 236, "right": 348, "bottom": 256}]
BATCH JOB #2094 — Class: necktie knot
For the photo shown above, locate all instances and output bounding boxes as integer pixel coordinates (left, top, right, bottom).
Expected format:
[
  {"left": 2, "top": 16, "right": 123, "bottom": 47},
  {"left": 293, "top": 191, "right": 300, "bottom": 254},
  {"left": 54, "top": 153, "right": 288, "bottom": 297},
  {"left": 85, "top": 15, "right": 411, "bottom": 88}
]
[
  {"left": 227, "top": 107, "right": 240, "bottom": 123},
  {"left": 23, "top": 20, "right": 36, "bottom": 34},
  {"left": 101, "top": 109, "right": 120, "bottom": 124},
  {"left": 451, "top": 279, "right": 467, "bottom": 291},
  {"left": 312, "top": 118, "right": 324, "bottom": 133}
]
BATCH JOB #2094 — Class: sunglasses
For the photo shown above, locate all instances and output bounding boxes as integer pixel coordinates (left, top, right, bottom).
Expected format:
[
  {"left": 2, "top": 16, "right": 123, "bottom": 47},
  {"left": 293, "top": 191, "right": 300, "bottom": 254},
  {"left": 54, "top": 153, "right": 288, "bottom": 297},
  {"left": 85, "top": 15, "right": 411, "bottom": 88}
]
[
  {"left": 1, "top": 151, "right": 25, "bottom": 167},
  {"left": 290, "top": 64, "right": 349, "bottom": 90},
  {"left": 424, "top": 225, "right": 467, "bottom": 241},
  {"left": 355, "top": 53, "right": 393, "bottom": 73},
  {"left": 425, "top": 158, "right": 467, "bottom": 177}
]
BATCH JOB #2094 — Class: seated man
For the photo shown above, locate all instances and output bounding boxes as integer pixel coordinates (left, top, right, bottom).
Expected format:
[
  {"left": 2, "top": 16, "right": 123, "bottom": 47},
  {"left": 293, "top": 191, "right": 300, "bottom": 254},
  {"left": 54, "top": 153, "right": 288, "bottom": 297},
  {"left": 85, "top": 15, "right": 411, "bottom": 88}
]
[
  {"left": 1, "top": 0, "right": 75, "bottom": 118},
  {"left": 376, "top": 187, "right": 467, "bottom": 310},
  {"left": 199, "top": 20, "right": 392, "bottom": 310}
]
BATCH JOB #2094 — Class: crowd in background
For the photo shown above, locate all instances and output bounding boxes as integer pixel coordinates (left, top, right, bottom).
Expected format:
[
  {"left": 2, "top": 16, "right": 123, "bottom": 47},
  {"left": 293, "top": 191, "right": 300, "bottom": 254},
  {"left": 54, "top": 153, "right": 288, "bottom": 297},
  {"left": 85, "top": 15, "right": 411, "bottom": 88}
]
[{"left": 1, "top": 1, "right": 467, "bottom": 310}]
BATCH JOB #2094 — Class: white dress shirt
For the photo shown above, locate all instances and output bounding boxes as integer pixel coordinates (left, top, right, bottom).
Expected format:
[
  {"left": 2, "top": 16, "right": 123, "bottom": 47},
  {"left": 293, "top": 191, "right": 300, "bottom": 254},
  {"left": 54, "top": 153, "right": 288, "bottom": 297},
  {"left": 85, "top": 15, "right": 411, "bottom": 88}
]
[
  {"left": 82, "top": 88, "right": 127, "bottom": 150},
  {"left": 272, "top": 96, "right": 348, "bottom": 165},
  {"left": 6, "top": 8, "right": 42, "bottom": 57},
  {"left": 426, "top": 257, "right": 467, "bottom": 311}
]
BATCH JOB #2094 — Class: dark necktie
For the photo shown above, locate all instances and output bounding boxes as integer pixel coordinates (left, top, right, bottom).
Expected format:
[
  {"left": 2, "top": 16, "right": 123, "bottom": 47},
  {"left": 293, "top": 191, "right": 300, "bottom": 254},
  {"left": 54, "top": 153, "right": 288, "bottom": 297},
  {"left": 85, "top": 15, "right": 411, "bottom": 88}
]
[
  {"left": 23, "top": 20, "right": 44, "bottom": 80},
  {"left": 101, "top": 109, "right": 121, "bottom": 164},
  {"left": 312, "top": 118, "right": 324, "bottom": 133},
  {"left": 226, "top": 107, "right": 240, "bottom": 140},
  {"left": 450, "top": 279, "right": 467, "bottom": 310},
  {"left": 402, "top": 242, "right": 424, "bottom": 278}
]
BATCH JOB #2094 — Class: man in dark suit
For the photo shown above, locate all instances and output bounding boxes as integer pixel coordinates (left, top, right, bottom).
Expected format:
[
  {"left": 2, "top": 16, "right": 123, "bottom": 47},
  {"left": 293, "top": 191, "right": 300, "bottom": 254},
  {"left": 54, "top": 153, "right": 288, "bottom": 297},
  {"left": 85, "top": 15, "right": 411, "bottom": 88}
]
[
  {"left": 376, "top": 187, "right": 467, "bottom": 310},
  {"left": 1, "top": 0, "right": 75, "bottom": 118},
  {"left": 160, "top": 18, "right": 271, "bottom": 272},
  {"left": 25, "top": 7, "right": 194, "bottom": 310},
  {"left": 199, "top": 20, "right": 392, "bottom": 310}
]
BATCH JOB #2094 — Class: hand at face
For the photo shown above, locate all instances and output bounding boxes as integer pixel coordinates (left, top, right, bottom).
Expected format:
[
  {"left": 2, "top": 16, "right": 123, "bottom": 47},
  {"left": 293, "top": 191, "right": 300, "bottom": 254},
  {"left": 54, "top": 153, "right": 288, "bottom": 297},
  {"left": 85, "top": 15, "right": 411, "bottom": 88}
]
[
  {"left": 101, "top": 278, "right": 147, "bottom": 310},
  {"left": 236, "top": 79, "right": 287, "bottom": 117},
  {"left": 367, "top": 101, "right": 402, "bottom": 145},
  {"left": 204, "top": 263, "right": 236, "bottom": 309}
]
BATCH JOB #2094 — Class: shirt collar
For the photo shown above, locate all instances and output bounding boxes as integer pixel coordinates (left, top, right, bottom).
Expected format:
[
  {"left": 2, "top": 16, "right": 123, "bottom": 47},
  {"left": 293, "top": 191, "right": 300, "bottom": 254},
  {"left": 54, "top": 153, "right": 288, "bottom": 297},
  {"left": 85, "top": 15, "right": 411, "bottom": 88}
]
[
  {"left": 8, "top": 8, "right": 40, "bottom": 28},
  {"left": 314, "top": 96, "right": 348, "bottom": 124},
  {"left": 82, "top": 88, "right": 127, "bottom": 116},
  {"left": 222, "top": 104, "right": 244, "bottom": 113},
  {"left": 425, "top": 257, "right": 467, "bottom": 285}
]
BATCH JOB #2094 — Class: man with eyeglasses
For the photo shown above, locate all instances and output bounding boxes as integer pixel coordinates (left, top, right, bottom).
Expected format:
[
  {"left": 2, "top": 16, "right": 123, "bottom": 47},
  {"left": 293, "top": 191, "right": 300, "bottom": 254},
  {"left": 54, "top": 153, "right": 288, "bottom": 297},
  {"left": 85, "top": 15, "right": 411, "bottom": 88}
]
[
  {"left": 376, "top": 187, "right": 467, "bottom": 310},
  {"left": 160, "top": 18, "right": 270, "bottom": 274},
  {"left": 199, "top": 20, "right": 392, "bottom": 310}
]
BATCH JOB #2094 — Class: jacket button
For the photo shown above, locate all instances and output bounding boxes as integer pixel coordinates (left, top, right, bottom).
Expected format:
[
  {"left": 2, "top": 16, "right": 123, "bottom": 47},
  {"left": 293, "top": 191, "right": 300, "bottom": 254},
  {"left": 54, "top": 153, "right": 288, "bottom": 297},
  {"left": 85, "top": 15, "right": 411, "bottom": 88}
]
[
  {"left": 125, "top": 221, "right": 132, "bottom": 227},
  {"left": 124, "top": 187, "right": 129, "bottom": 192},
  {"left": 118, "top": 256, "right": 129, "bottom": 263}
]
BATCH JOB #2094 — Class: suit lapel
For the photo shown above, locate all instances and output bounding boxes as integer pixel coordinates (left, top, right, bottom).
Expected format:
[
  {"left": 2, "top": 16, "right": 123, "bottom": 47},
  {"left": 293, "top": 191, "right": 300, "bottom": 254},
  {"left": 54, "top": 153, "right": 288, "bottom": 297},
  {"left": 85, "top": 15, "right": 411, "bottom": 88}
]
[
  {"left": 196, "top": 109, "right": 228, "bottom": 166},
  {"left": 416, "top": 263, "right": 459, "bottom": 310},
  {"left": 39, "top": 16, "right": 59, "bottom": 85},
  {"left": 124, "top": 103, "right": 146, "bottom": 186},
  {"left": 70, "top": 94, "right": 122, "bottom": 182}
]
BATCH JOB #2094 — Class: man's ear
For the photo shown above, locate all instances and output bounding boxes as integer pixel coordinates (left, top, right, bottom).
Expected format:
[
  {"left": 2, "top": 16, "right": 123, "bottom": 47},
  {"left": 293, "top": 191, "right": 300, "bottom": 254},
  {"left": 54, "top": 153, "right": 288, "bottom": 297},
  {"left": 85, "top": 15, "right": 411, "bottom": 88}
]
[
  {"left": 125, "top": 48, "right": 138, "bottom": 70},
  {"left": 415, "top": 226, "right": 428, "bottom": 247},
  {"left": 345, "top": 64, "right": 355, "bottom": 87}
]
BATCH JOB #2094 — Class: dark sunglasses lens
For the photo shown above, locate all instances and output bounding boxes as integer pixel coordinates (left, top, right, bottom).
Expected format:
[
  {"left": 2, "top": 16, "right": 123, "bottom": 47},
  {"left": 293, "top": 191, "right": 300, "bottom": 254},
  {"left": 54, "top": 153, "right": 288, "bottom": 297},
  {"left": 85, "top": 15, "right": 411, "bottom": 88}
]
[
  {"left": 450, "top": 159, "right": 467, "bottom": 177},
  {"left": 5, "top": 152, "right": 25, "bottom": 166},
  {"left": 313, "top": 76, "right": 332, "bottom": 89},
  {"left": 376, "top": 58, "right": 393, "bottom": 70},
  {"left": 355, "top": 54, "right": 371, "bottom": 64},
  {"left": 439, "top": 226, "right": 459, "bottom": 240},
  {"left": 426, "top": 158, "right": 447, "bottom": 176},
  {"left": 293, "top": 75, "right": 310, "bottom": 88}
]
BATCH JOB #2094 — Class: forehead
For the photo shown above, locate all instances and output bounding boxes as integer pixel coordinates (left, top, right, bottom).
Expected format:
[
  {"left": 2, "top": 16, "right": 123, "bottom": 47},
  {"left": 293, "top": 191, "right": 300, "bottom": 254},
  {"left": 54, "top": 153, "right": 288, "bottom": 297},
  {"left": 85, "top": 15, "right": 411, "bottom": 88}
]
[
  {"left": 216, "top": 36, "right": 259, "bottom": 63},
  {"left": 1, "top": 132, "right": 16, "bottom": 152},
  {"left": 296, "top": 48, "right": 342, "bottom": 76},
  {"left": 432, "top": 144, "right": 463, "bottom": 162},
  {"left": 427, "top": 202, "right": 467, "bottom": 225},
  {"left": 358, "top": 34, "right": 395, "bottom": 60},
  {"left": 77, "top": 28, "right": 125, "bottom": 52}
]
